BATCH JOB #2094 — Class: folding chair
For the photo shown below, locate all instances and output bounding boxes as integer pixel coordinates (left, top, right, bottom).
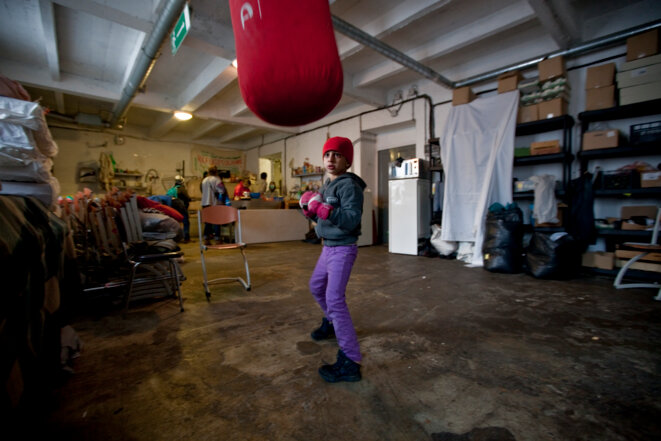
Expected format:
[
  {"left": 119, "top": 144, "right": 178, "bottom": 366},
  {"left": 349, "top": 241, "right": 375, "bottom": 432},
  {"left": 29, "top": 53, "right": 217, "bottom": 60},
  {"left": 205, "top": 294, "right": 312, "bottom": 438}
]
[
  {"left": 119, "top": 196, "right": 185, "bottom": 312},
  {"left": 198, "top": 205, "right": 251, "bottom": 300},
  {"left": 613, "top": 207, "right": 661, "bottom": 300}
]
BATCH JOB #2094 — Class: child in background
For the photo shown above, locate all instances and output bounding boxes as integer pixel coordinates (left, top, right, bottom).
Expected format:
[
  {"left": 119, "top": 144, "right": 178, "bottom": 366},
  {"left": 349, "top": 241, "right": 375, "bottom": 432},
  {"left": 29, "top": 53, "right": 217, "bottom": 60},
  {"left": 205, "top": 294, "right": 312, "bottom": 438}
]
[
  {"left": 167, "top": 175, "right": 191, "bottom": 242},
  {"left": 299, "top": 136, "right": 366, "bottom": 382}
]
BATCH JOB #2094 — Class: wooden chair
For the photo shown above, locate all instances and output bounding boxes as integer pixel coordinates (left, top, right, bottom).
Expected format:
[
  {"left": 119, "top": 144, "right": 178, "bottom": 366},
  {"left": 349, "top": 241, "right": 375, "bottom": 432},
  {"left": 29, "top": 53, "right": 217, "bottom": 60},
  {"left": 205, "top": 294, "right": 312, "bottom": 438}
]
[
  {"left": 198, "top": 205, "right": 251, "bottom": 301},
  {"left": 613, "top": 207, "right": 661, "bottom": 300}
]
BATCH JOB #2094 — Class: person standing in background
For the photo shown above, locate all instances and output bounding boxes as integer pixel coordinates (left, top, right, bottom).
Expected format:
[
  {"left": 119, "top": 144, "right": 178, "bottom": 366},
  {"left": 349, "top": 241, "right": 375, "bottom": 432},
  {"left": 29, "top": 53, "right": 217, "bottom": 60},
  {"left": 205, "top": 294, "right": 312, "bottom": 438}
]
[
  {"left": 167, "top": 175, "right": 191, "bottom": 242},
  {"left": 201, "top": 166, "right": 222, "bottom": 245},
  {"left": 257, "top": 172, "right": 268, "bottom": 194}
]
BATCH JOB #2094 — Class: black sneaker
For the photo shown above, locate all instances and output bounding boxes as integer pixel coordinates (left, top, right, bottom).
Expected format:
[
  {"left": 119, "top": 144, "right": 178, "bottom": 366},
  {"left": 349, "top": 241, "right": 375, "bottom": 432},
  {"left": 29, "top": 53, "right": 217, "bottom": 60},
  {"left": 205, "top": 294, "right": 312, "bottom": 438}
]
[
  {"left": 319, "top": 350, "right": 361, "bottom": 383},
  {"left": 311, "top": 317, "right": 335, "bottom": 341}
]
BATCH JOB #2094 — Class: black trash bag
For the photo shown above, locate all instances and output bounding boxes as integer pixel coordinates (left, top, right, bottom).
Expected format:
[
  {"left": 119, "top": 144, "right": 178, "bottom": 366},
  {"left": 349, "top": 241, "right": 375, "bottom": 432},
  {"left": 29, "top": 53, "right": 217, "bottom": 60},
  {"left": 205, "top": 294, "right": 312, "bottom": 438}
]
[
  {"left": 483, "top": 204, "right": 524, "bottom": 273},
  {"left": 525, "top": 232, "right": 581, "bottom": 279}
]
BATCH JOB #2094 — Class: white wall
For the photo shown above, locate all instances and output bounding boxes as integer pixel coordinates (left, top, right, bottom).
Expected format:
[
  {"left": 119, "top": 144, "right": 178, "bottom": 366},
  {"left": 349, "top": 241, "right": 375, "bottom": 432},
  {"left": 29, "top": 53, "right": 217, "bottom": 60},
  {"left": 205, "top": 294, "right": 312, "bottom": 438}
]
[
  {"left": 50, "top": 127, "right": 247, "bottom": 197},
  {"left": 243, "top": 42, "right": 661, "bottom": 252},
  {"left": 47, "top": 41, "right": 660, "bottom": 252}
]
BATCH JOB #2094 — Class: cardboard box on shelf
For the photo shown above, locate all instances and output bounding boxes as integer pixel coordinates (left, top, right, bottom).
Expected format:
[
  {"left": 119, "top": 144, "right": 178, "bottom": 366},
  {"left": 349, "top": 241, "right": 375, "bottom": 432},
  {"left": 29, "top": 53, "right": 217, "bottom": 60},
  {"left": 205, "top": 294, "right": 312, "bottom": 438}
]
[
  {"left": 585, "top": 63, "right": 615, "bottom": 89},
  {"left": 619, "top": 81, "right": 661, "bottom": 106},
  {"left": 530, "top": 139, "right": 561, "bottom": 155},
  {"left": 616, "top": 62, "right": 661, "bottom": 88},
  {"left": 621, "top": 53, "right": 661, "bottom": 71},
  {"left": 517, "top": 103, "right": 538, "bottom": 123},
  {"left": 582, "top": 129, "right": 620, "bottom": 150},
  {"left": 538, "top": 97, "right": 567, "bottom": 119},
  {"left": 615, "top": 248, "right": 661, "bottom": 262},
  {"left": 626, "top": 29, "right": 659, "bottom": 61},
  {"left": 641, "top": 171, "right": 661, "bottom": 188},
  {"left": 621, "top": 205, "right": 657, "bottom": 220},
  {"left": 498, "top": 70, "right": 523, "bottom": 94},
  {"left": 538, "top": 56, "right": 566, "bottom": 81},
  {"left": 586, "top": 85, "right": 615, "bottom": 110},
  {"left": 615, "top": 259, "right": 661, "bottom": 273},
  {"left": 452, "top": 86, "right": 475, "bottom": 106},
  {"left": 621, "top": 222, "right": 651, "bottom": 231},
  {"left": 582, "top": 252, "right": 614, "bottom": 270}
]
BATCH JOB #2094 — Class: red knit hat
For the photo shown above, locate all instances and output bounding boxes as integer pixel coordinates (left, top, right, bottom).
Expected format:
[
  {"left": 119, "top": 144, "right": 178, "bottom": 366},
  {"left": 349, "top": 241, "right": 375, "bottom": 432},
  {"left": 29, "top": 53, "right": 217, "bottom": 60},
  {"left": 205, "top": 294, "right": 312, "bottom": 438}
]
[{"left": 322, "top": 136, "right": 354, "bottom": 166}]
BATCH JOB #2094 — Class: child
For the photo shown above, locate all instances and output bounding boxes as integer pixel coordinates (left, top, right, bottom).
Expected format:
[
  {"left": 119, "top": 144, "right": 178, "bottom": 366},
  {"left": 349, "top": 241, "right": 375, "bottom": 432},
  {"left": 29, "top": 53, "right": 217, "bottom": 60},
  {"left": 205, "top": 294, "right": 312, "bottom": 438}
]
[{"left": 299, "top": 136, "right": 366, "bottom": 383}]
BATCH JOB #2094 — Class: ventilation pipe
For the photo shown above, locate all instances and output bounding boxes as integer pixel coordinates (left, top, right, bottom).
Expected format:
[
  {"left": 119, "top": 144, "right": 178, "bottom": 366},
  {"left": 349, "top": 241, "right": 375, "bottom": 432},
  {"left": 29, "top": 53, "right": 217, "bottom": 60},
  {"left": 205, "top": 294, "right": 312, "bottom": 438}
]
[
  {"left": 331, "top": 15, "right": 454, "bottom": 89},
  {"left": 110, "top": 0, "right": 187, "bottom": 128}
]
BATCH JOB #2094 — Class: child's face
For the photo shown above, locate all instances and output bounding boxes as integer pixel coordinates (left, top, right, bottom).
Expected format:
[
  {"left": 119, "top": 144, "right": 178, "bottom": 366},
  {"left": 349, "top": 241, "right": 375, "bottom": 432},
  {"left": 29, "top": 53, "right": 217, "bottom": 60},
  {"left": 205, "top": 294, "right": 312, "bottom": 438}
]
[{"left": 324, "top": 150, "right": 349, "bottom": 177}]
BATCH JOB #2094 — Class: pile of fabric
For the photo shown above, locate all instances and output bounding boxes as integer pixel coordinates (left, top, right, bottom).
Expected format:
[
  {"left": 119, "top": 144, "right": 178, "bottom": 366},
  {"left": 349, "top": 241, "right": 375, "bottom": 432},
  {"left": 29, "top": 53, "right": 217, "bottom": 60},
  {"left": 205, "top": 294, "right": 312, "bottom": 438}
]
[{"left": 0, "top": 75, "right": 60, "bottom": 208}]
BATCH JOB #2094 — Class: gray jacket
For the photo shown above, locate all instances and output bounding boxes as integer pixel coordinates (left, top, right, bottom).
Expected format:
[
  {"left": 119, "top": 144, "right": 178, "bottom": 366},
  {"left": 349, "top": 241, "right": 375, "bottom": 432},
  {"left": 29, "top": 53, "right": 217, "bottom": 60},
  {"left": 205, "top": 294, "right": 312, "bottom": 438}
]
[{"left": 314, "top": 172, "right": 366, "bottom": 246}]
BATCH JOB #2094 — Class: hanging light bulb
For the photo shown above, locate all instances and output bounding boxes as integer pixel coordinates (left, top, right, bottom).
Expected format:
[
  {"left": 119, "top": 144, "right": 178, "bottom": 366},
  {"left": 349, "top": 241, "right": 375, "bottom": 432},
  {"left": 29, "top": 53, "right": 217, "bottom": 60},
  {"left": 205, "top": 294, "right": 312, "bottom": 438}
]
[{"left": 174, "top": 111, "right": 192, "bottom": 121}]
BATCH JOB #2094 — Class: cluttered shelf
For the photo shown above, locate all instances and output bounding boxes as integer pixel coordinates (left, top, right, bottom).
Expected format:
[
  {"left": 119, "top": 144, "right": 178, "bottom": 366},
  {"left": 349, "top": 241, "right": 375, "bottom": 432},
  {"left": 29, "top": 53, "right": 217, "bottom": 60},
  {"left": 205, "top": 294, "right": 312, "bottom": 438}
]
[
  {"left": 593, "top": 187, "right": 661, "bottom": 198},
  {"left": 291, "top": 173, "right": 324, "bottom": 178},
  {"left": 577, "top": 143, "right": 661, "bottom": 161},
  {"left": 578, "top": 98, "right": 661, "bottom": 125},
  {"left": 595, "top": 228, "right": 653, "bottom": 239},
  {"left": 515, "top": 114, "right": 574, "bottom": 136},
  {"left": 514, "top": 151, "right": 573, "bottom": 166},
  {"left": 513, "top": 189, "right": 565, "bottom": 200},
  {"left": 113, "top": 172, "right": 143, "bottom": 178}
]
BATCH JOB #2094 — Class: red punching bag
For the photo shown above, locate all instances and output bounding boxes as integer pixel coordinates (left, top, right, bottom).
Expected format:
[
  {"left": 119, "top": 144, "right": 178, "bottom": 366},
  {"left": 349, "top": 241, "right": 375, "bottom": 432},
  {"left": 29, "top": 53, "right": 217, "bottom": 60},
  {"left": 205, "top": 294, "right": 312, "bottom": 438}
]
[{"left": 229, "top": 0, "right": 343, "bottom": 126}]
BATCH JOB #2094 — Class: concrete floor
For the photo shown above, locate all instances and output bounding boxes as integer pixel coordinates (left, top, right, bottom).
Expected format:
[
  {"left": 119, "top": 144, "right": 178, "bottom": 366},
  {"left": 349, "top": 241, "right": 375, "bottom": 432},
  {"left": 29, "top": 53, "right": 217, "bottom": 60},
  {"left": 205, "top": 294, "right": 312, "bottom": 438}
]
[{"left": 34, "top": 240, "right": 661, "bottom": 440}]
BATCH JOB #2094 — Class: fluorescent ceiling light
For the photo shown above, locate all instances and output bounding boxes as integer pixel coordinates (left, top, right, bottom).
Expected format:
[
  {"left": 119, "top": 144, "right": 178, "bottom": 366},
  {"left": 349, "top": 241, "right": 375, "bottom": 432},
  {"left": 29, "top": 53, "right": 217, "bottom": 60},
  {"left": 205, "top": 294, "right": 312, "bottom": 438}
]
[{"left": 174, "top": 111, "right": 192, "bottom": 121}]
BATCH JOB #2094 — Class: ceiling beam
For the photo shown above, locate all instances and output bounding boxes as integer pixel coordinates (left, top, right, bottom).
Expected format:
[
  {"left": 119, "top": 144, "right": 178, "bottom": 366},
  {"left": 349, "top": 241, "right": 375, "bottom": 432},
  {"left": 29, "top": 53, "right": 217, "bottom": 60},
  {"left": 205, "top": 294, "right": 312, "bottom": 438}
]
[
  {"left": 54, "top": 91, "right": 66, "bottom": 114},
  {"left": 336, "top": 0, "right": 451, "bottom": 59},
  {"left": 177, "top": 59, "right": 234, "bottom": 111},
  {"left": 527, "top": 0, "right": 580, "bottom": 49},
  {"left": 138, "top": 90, "right": 298, "bottom": 134},
  {"left": 352, "top": 0, "right": 535, "bottom": 87},
  {"left": 230, "top": 101, "right": 251, "bottom": 117},
  {"left": 1, "top": 58, "right": 119, "bottom": 102},
  {"left": 148, "top": 112, "right": 181, "bottom": 138},
  {"left": 37, "top": 0, "right": 60, "bottom": 81},
  {"left": 184, "top": 14, "right": 236, "bottom": 60},
  {"left": 192, "top": 120, "right": 224, "bottom": 139},
  {"left": 217, "top": 126, "right": 256, "bottom": 143},
  {"left": 342, "top": 76, "right": 386, "bottom": 107},
  {"left": 50, "top": 0, "right": 153, "bottom": 31}
]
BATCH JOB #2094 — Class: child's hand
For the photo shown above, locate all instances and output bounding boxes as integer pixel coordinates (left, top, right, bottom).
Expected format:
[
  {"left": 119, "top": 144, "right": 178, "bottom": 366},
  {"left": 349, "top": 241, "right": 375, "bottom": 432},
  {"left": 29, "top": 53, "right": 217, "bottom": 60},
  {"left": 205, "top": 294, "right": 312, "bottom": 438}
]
[
  {"left": 299, "top": 191, "right": 320, "bottom": 218},
  {"left": 308, "top": 198, "right": 333, "bottom": 220}
]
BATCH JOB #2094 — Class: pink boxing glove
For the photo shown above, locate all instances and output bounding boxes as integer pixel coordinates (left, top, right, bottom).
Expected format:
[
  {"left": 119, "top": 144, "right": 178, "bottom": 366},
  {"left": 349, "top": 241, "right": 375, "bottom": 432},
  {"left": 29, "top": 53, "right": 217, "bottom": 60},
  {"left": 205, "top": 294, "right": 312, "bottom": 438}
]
[
  {"left": 308, "top": 198, "right": 334, "bottom": 220},
  {"left": 299, "top": 191, "right": 321, "bottom": 218}
]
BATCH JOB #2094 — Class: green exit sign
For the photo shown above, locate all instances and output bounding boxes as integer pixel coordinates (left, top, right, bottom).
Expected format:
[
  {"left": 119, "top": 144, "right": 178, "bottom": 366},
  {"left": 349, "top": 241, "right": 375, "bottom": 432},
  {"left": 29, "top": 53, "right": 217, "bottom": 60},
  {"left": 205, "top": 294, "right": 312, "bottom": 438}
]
[{"left": 171, "top": 4, "right": 190, "bottom": 55}]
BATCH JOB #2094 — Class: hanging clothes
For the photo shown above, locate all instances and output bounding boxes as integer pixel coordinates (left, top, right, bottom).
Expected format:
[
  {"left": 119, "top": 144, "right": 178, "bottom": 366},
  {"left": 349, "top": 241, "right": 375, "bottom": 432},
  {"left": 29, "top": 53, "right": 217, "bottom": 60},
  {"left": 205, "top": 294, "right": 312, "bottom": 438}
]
[{"left": 440, "top": 90, "right": 519, "bottom": 267}]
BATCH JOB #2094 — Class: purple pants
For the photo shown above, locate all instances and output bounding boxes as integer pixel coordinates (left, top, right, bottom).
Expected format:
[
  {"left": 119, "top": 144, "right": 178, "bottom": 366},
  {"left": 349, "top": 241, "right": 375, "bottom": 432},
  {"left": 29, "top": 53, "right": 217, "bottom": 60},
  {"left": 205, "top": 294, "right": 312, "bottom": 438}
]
[{"left": 309, "top": 244, "right": 361, "bottom": 362}]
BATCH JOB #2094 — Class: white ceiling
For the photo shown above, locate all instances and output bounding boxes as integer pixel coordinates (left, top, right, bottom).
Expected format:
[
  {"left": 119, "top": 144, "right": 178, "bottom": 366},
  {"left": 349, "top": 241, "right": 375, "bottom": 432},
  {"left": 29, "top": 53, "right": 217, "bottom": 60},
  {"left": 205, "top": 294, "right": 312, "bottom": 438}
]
[{"left": 1, "top": 0, "right": 660, "bottom": 151}]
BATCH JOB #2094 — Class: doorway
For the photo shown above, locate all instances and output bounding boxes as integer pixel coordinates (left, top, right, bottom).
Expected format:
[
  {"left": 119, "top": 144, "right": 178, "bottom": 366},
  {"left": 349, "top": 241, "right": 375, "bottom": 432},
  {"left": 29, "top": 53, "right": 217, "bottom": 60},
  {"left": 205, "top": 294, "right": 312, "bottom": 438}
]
[
  {"left": 259, "top": 153, "right": 283, "bottom": 196},
  {"left": 376, "top": 145, "right": 416, "bottom": 245}
]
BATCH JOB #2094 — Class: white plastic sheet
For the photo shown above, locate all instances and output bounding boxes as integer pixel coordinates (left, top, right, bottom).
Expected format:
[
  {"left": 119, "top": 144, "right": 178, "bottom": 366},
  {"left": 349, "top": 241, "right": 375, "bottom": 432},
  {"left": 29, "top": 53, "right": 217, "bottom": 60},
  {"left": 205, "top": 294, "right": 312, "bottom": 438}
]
[
  {"left": 0, "top": 96, "right": 41, "bottom": 130},
  {"left": 440, "top": 91, "right": 519, "bottom": 267},
  {"left": 0, "top": 176, "right": 60, "bottom": 207},
  {"left": 530, "top": 174, "right": 558, "bottom": 224}
]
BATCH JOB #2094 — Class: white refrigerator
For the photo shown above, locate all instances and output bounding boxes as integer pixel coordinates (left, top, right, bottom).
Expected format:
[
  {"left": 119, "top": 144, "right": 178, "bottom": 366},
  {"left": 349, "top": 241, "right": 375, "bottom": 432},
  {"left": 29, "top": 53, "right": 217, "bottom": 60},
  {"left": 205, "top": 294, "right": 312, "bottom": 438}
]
[{"left": 388, "top": 159, "right": 431, "bottom": 255}]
